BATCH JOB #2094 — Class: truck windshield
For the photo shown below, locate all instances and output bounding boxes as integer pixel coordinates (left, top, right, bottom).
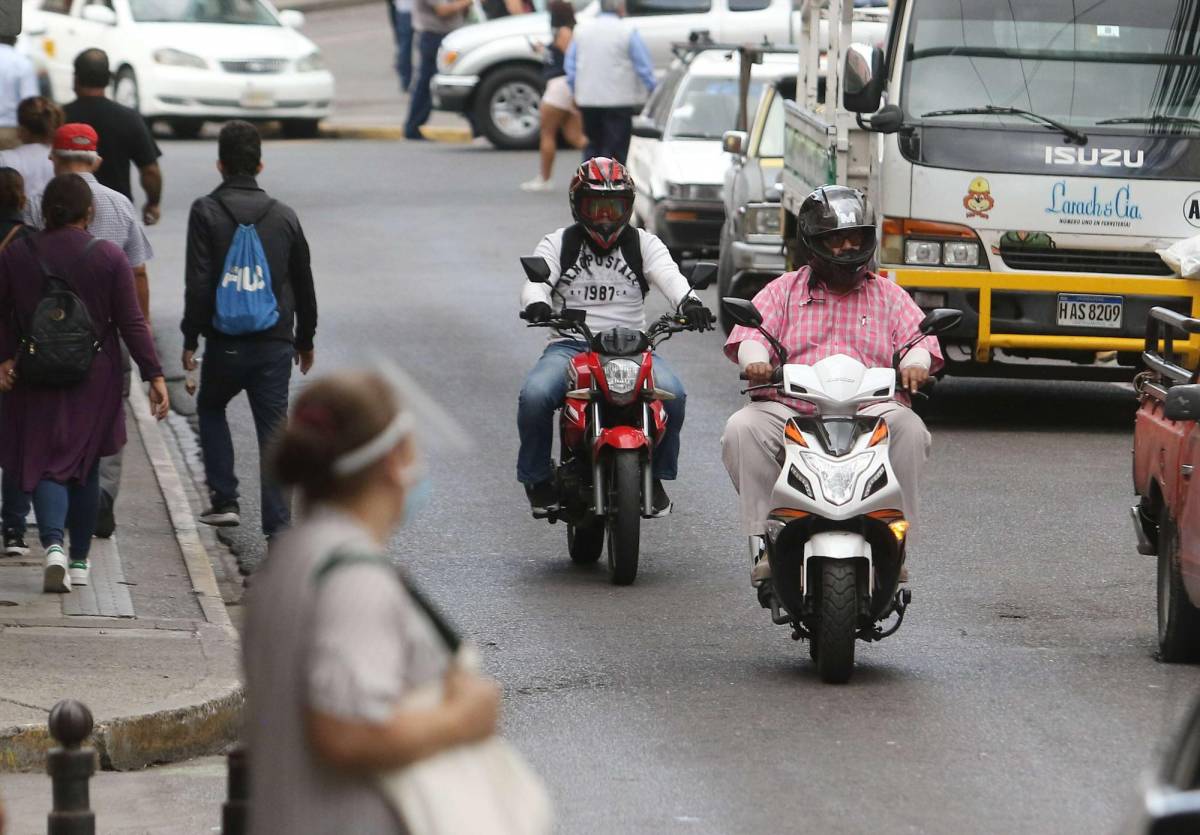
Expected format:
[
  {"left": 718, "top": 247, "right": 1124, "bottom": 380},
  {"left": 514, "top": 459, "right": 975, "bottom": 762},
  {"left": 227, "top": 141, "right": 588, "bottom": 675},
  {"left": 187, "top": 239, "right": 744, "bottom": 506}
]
[
  {"left": 902, "top": 0, "right": 1200, "bottom": 133},
  {"left": 667, "top": 76, "right": 764, "bottom": 140}
]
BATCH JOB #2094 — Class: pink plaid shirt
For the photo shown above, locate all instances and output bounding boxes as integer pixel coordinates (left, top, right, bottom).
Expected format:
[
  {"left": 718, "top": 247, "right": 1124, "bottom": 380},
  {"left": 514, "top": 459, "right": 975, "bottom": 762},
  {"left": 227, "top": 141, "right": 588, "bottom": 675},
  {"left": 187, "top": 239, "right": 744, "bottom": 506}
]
[{"left": 724, "top": 267, "right": 944, "bottom": 411}]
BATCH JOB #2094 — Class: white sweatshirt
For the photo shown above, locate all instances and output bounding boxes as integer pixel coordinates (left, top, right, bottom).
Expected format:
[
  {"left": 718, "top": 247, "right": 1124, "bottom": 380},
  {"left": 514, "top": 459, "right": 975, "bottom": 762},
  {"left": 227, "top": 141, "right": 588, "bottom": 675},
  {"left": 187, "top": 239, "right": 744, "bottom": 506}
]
[{"left": 521, "top": 227, "right": 697, "bottom": 340}]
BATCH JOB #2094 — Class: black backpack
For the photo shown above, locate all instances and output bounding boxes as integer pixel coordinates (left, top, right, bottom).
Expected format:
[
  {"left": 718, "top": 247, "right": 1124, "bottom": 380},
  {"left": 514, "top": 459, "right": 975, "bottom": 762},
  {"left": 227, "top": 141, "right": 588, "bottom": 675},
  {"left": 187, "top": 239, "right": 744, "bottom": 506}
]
[
  {"left": 16, "top": 237, "right": 105, "bottom": 388},
  {"left": 559, "top": 223, "right": 648, "bottom": 296}
]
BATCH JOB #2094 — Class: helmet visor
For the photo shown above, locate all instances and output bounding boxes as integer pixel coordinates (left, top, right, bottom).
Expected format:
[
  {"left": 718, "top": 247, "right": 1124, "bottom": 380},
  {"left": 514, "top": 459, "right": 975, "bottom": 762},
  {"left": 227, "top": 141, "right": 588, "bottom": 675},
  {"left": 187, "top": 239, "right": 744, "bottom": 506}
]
[
  {"left": 580, "top": 194, "right": 633, "bottom": 226},
  {"left": 809, "top": 226, "right": 877, "bottom": 265}
]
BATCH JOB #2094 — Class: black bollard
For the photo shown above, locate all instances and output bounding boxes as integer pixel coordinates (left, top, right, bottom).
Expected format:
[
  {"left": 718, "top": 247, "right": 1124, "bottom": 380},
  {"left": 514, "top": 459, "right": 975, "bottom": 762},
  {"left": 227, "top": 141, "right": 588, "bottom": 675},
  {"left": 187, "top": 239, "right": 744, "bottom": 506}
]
[
  {"left": 221, "top": 745, "right": 248, "bottom": 835},
  {"left": 45, "top": 699, "right": 95, "bottom": 835}
]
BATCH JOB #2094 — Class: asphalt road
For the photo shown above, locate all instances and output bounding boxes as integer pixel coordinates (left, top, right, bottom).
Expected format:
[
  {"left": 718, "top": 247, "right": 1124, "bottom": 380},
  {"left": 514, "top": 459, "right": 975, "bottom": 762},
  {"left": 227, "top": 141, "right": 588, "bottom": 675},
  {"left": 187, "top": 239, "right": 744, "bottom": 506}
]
[{"left": 108, "top": 134, "right": 1200, "bottom": 833}]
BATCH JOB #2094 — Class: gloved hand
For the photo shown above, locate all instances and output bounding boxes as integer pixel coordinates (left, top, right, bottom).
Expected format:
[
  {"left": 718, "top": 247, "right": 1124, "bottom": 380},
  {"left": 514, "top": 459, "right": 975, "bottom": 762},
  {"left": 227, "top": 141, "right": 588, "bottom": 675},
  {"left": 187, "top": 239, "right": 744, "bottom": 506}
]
[
  {"left": 523, "top": 302, "right": 552, "bottom": 323},
  {"left": 681, "top": 298, "right": 715, "bottom": 332}
]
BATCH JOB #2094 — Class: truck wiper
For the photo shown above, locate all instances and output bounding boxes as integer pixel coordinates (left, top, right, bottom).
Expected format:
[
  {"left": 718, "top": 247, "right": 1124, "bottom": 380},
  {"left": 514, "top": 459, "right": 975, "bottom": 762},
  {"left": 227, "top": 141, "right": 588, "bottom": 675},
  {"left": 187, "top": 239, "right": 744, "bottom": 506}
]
[
  {"left": 919, "top": 105, "right": 1088, "bottom": 145},
  {"left": 1096, "top": 114, "right": 1200, "bottom": 129}
]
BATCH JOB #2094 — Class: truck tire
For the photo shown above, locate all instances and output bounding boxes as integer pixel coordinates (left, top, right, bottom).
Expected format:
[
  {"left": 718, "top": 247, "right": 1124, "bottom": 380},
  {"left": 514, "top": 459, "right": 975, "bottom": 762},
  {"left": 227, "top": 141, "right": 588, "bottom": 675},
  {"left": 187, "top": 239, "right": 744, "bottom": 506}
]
[
  {"left": 1157, "top": 513, "right": 1200, "bottom": 662},
  {"left": 474, "top": 65, "right": 542, "bottom": 150},
  {"left": 717, "top": 232, "right": 736, "bottom": 334}
]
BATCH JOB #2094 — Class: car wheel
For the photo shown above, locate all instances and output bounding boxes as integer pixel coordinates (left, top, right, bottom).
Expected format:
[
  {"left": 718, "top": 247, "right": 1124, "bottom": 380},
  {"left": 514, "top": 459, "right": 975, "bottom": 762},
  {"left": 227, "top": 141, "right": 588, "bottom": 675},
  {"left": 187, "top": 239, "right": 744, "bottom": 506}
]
[
  {"left": 281, "top": 119, "right": 321, "bottom": 139},
  {"left": 474, "top": 65, "right": 542, "bottom": 150},
  {"left": 169, "top": 118, "right": 204, "bottom": 139},
  {"left": 1158, "top": 512, "right": 1200, "bottom": 662},
  {"left": 113, "top": 67, "right": 140, "bottom": 113}
]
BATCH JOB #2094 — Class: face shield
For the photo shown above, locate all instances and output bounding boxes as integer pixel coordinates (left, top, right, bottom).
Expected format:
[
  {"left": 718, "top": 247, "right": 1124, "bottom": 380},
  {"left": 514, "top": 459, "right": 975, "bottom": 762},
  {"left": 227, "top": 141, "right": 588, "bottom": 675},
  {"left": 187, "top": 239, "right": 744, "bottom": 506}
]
[{"left": 578, "top": 192, "right": 633, "bottom": 247}]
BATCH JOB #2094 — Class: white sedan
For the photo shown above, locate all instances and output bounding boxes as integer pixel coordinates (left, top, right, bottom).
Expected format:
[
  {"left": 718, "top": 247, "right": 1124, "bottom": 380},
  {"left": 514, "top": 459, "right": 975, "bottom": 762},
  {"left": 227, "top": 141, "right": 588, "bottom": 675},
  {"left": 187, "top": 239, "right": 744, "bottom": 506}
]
[{"left": 28, "top": 0, "right": 334, "bottom": 137}]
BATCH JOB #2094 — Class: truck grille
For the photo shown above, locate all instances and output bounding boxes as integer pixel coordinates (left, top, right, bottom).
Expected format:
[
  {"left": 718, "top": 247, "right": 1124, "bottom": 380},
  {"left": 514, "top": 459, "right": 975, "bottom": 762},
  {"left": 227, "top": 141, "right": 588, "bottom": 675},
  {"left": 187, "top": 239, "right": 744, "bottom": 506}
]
[
  {"left": 221, "top": 59, "right": 288, "bottom": 74},
  {"left": 1000, "top": 248, "right": 1173, "bottom": 276}
]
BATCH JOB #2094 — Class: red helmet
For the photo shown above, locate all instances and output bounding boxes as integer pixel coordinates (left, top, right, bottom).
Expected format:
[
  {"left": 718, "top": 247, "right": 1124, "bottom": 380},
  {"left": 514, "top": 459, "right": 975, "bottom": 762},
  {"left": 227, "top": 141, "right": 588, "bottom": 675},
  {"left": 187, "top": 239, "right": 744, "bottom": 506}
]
[{"left": 569, "top": 157, "right": 635, "bottom": 250}]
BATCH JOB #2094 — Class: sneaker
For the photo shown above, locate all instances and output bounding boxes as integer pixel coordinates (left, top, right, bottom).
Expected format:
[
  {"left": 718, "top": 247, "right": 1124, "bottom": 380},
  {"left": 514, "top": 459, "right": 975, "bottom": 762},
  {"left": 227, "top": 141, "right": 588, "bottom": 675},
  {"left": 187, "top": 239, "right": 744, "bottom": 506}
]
[
  {"left": 200, "top": 501, "right": 240, "bottom": 527},
  {"left": 648, "top": 479, "right": 672, "bottom": 518},
  {"left": 520, "top": 176, "right": 554, "bottom": 193},
  {"left": 68, "top": 561, "right": 89, "bottom": 586},
  {"left": 94, "top": 491, "right": 115, "bottom": 539},
  {"left": 524, "top": 480, "right": 557, "bottom": 517},
  {"left": 3, "top": 530, "right": 28, "bottom": 556},
  {"left": 43, "top": 545, "right": 70, "bottom": 593}
]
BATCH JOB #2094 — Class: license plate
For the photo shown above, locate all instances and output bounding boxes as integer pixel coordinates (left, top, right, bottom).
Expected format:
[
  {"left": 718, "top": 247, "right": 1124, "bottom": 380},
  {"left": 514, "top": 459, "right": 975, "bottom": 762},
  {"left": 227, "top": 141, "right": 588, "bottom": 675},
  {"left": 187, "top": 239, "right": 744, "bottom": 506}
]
[
  {"left": 239, "top": 89, "right": 275, "bottom": 109},
  {"left": 1057, "top": 293, "right": 1123, "bottom": 329}
]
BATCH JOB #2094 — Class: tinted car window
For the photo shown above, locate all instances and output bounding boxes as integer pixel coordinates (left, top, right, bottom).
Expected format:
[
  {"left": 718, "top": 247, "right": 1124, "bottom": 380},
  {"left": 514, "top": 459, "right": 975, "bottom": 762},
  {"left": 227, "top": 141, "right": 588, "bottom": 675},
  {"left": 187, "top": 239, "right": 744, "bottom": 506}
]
[{"left": 627, "top": 0, "right": 711, "bottom": 16}]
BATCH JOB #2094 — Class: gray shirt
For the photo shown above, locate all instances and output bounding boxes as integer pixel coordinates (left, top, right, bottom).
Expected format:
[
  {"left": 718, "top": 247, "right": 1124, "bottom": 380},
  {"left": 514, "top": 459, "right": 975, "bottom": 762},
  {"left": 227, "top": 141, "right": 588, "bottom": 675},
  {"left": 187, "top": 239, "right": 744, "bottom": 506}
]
[
  {"left": 28, "top": 172, "right": 153, "bottom": 268},
  {"left": 243, "top": 507, "right": 449, "bottom": 835},
  {"left": 412, "top": 0, "right": 465, "bottom": 35}
]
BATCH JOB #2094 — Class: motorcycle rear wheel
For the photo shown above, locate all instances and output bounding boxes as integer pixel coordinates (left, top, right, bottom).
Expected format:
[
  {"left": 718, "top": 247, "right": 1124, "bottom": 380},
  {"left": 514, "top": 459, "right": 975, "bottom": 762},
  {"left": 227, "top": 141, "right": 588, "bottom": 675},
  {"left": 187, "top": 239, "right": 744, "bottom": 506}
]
[
  {"left": 567, "top": 519, "right": 604, "bottom": 564},
  {"left": 606, "top": 451, "right": 641, "bottom": 586},
  {"left": 814, "top": 561, "right": 858, "bottom": 684}
]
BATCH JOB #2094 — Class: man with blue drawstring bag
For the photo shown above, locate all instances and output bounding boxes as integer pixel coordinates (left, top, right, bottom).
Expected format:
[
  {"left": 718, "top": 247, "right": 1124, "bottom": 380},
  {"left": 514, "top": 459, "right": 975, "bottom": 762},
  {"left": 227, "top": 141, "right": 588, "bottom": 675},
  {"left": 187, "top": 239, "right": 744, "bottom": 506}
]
[{"left": 181, "top": 121, "right": 318, "bottom": 550}]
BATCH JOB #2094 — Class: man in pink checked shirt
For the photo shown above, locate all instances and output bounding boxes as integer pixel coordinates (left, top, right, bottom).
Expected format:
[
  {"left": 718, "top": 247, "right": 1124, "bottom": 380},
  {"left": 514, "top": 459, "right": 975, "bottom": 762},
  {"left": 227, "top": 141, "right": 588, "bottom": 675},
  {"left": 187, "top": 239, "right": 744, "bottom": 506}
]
[{"left": 721, "top": 186, "right": 943, "bottom": 586}]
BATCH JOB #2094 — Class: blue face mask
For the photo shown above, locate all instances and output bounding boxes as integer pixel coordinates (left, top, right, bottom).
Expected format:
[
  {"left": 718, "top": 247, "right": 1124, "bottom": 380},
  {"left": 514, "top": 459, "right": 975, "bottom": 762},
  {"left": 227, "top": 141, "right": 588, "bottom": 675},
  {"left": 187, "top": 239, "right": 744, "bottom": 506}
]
[{"left": 402, "top": 474, "right": 432, "bottom": 525}]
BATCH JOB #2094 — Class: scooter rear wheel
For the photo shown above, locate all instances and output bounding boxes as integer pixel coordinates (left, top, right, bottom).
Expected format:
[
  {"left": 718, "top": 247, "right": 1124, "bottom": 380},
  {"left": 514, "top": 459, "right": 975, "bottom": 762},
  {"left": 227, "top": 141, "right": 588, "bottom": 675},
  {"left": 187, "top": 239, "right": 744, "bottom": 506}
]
[
  {"left": 814, "top": 560, "right": 858, "bottom": 684},
  {"left": 606, "top": 450, "right": 641, "bottom": 586},
  {"left": 567, "top": 520, "right": 604, "bottom": 564}
]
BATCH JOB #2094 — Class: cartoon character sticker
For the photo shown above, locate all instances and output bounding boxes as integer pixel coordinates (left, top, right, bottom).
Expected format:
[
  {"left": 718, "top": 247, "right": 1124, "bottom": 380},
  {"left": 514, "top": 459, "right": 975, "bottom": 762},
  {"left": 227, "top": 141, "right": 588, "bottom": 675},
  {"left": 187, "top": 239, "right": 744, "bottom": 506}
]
[{"left": 964, "top": 177, "right": 995, "bottom": 219}]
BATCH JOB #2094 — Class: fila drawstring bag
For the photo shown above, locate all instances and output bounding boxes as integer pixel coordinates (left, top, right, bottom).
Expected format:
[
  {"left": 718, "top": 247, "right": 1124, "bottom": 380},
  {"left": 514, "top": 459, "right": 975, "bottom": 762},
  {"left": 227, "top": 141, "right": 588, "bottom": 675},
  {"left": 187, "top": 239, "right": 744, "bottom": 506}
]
[{"left": 212, "top": 197, "right": 280, "bottom": 335}]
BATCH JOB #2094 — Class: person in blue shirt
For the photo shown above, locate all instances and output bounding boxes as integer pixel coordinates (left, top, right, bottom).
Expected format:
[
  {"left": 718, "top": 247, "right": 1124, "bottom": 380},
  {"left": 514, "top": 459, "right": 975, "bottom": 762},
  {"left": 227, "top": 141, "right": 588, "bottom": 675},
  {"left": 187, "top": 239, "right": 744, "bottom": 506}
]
[{"left": 564, "top": 0, "right": 656, "bottom": 164}]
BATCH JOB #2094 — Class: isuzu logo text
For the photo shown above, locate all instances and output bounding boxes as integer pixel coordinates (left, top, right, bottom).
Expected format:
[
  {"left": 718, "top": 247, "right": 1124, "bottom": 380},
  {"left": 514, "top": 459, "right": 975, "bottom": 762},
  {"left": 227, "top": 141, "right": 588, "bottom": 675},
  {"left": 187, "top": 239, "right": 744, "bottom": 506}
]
[{"left": 1044, "top": 146, "right": 1145, "bottom": 168}]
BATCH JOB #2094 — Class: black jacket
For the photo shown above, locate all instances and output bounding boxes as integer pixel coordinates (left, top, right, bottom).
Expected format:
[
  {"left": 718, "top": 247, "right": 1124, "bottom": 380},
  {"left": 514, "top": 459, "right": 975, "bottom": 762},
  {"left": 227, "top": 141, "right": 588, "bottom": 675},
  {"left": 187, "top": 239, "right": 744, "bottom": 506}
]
[{"left": 181, "top": 176, "right": 317, "bottom": 351}]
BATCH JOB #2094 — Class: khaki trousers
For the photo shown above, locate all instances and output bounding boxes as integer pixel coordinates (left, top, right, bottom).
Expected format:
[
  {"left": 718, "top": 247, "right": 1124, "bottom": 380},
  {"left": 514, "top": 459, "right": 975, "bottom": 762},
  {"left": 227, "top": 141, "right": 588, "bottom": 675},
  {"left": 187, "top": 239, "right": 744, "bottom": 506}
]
[
  {"left": 0, "top": 128, "right": 20, "bottom": 150},
  {"left": 721, "top": 400, "right": 931, "bottom": 536}
]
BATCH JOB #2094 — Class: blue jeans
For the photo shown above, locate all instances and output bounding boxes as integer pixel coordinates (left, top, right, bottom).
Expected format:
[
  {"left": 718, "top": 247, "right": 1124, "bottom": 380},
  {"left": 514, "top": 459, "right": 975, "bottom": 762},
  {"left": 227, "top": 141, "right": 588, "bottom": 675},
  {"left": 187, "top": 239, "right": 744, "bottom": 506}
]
[
  {"left": 34, "top": 465, "right": 99, "bottom": 561},
  {"left": 197, "top": 340, "right": 293, "bottom": 536},
  {"left": 1, "top": 469, "right": 29, "bottom": 536},
  {"left": 389, "top": 4, "right": 414, "bottom": 90},
  {"left": 517, "top": 341, "right": 686, "bottom": 485},
  {"left": 404, "top": 30, "right": 444, "bottom": 138}
]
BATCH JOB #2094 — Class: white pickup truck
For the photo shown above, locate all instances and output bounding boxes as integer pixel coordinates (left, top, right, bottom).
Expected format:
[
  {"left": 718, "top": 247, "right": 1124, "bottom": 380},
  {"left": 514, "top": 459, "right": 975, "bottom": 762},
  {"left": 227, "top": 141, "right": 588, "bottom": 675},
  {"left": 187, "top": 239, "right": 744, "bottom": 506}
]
[{"left": 433, "top": 0, "right": 807, "bottom": 150}]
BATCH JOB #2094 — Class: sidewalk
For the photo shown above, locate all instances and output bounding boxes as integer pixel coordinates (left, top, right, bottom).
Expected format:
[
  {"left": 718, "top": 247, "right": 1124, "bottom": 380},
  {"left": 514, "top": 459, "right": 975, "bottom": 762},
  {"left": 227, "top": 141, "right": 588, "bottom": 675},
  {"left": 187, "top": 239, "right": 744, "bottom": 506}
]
[{"left": 0, "top": 383, "right": 241, "bottom": 773}]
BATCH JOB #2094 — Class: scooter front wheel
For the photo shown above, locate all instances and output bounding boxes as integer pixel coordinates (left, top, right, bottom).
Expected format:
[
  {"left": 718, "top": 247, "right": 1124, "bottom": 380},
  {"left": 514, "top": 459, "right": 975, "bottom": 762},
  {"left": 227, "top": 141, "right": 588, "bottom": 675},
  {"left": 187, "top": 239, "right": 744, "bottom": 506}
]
[
  {"left": 814, "top": 560, "right": 858, "bottom": 683},
  {"left": 567, "top": 519, "right": 604, "bottom": 564},
  {"left": 606, "top": 450, "right": 642, "bottom": 586}
]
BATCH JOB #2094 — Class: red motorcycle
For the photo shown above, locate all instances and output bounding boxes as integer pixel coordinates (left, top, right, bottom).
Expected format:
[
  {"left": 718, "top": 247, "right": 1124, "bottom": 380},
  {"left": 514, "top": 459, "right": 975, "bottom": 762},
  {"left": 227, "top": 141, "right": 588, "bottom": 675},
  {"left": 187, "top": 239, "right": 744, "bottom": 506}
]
[{"left": 520, "top": 256, "right": 714, "bottom": 585}]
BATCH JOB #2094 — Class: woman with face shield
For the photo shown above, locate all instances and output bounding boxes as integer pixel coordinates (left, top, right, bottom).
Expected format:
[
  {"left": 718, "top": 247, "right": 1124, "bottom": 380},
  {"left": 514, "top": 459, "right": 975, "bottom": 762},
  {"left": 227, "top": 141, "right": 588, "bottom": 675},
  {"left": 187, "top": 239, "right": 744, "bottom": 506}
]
[{"left": 242, "top": 370, "right": 501, "bottom": 834}]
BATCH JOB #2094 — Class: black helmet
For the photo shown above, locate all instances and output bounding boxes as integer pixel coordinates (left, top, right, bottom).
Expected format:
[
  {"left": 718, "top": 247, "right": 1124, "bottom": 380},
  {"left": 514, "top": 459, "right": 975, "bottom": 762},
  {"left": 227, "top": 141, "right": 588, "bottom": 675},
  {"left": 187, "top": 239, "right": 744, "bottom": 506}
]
[{"left": 798, "top": 186, "right": 877, "bottom": 277}]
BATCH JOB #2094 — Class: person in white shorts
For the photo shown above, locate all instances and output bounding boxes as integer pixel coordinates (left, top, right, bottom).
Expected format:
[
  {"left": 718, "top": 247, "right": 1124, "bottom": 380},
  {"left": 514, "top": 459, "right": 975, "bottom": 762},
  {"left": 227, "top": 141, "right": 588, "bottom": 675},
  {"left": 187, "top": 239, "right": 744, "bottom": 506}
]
[{"left": 521, "top": 0, "right": 587, "bottom": 192}]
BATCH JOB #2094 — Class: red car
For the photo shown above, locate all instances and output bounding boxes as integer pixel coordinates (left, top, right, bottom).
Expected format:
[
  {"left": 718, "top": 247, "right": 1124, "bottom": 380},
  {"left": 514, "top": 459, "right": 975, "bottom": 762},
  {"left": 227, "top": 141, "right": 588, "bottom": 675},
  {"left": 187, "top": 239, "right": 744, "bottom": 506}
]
[{"left": 1132, "top": 307, "right": 1200, "bottom": 661}]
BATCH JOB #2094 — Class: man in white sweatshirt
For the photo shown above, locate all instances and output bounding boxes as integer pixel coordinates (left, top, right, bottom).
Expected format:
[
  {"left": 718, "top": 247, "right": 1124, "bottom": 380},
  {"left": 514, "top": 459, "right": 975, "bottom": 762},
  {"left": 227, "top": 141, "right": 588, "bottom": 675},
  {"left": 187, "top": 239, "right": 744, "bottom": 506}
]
[
  {"left": 518, "top": 157, "right": 713, "bottom": 516},
  {"left": 721, "top": 186, "right": 940, "bottom": 585}
]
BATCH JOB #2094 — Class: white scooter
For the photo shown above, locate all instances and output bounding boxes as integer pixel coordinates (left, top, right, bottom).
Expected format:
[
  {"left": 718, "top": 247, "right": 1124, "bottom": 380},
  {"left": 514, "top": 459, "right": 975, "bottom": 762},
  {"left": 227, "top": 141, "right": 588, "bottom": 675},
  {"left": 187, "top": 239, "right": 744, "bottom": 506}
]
[{"left": 722, "top": 297, "right": 961, "bottom": 683}]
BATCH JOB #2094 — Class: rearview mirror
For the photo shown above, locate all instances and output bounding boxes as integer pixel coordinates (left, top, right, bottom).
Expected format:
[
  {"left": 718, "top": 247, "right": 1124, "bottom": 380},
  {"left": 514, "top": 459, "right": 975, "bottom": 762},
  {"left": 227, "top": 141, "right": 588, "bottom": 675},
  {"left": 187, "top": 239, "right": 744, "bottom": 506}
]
[
  {"left": 721, "top": 297, "right": 763, "bottom": 328},
  {"left": 279, "top": 8, "right": 305, "bottom": 27},
  {"left": 919, "top": 308, "right": 962, "bottom": 336},
  {"left": 560, "top": 308, "right": 587, "bottom": 323},
  {"left": 842, "top": 43, "right": 884, "bottom": 114},
  {"left": 632, "top": 117, "right": 663, "bottom": 140},
  {"left": 1166, "top": 385, "right": 1200, "bottom": 422},
  {"left": 520, "top": 256, "right": 552, "bottom": 284},
  {"left": 867, "top": 104, "right": 905, "bottom": 134},
  {"left": 81, "top": 3, "right": 117, "bottom": 25},
  {"left": 722, "top": 130, "right": 747, "bottom": 156},
  {"left": 689, "top": 261, "right": 717, "bottom": 290}
]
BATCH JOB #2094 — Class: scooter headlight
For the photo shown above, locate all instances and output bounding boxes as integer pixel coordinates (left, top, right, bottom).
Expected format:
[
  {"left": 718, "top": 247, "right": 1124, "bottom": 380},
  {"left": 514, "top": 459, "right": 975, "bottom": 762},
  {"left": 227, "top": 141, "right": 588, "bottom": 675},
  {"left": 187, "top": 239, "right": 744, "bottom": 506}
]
[
  {"left": 799, "top": 451, "right": 875, "bottom": 506},
  {"left": 603, "top": 359, "right": 641, "bottom": 396}
]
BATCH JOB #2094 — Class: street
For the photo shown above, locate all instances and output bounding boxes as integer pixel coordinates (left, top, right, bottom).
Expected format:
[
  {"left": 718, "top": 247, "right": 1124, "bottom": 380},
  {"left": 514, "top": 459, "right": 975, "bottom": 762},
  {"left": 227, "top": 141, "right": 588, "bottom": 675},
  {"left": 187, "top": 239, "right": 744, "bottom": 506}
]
[{"left": 133, "top": 136, "right": 1200, "bottom": 833}]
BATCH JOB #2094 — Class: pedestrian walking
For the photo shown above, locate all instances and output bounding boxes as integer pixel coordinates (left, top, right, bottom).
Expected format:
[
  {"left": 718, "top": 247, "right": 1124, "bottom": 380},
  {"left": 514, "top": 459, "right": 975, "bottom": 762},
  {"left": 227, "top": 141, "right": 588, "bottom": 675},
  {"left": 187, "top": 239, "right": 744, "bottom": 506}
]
[
  {"left": 388, "top": 0, "right": 414, "bottom": 93},
  {"left": 181, "top": 121, "right": 318, "bottom": 543},
  {"left": 243, "top": 370, "right": 500, "bottom": 835},
  {"left": 0, "top": 96, "right": 63, "bottom": 221},
  {"left": 0, "top": 167, "right": 32, "bottom": 558},
  {"left": 63, "top": 49, "right": 162, "bottom": 226},
  {"left": 0, "top": 173, "right": 168, "bottom": 593},
  {"left": 404, "top": 0, "right": 471, "bottom": 140},
  {"left": 520, "top": 1, "right": 587, "bottom": 192},
  {"left": 565, "top": 0, "right": 656, "bottom": 164},
  {"left": 0, "top": 37, "right": 38, "bottom": 151}
]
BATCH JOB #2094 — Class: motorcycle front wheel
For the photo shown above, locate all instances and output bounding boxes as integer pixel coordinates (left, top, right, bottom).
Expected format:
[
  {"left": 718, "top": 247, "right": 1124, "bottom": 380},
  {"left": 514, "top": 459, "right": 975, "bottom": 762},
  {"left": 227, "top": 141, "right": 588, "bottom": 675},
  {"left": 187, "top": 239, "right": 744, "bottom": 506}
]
[
  {"left": 606, "top": 450, "right": 642, "bottom": 586},
  {"left": 567, "top": 519, "right": 604, "bottom": 564},
  {"left": 814, "top": 560, "right": 858, "bottom": 684}
]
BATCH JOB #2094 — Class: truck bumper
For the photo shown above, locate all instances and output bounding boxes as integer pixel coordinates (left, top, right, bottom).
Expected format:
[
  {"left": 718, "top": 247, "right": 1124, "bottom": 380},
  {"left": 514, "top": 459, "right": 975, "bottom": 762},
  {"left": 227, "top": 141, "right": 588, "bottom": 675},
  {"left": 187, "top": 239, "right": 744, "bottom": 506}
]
[
  {"left": 654, "top": 199, "right": 725, "bottom": 255},
  {"left": 888, "top": 268, "right": 1200, "bottom": 372},
  {"left": 728, "top": 239, "right": 785, "bottom": 297},
  {"left": 432, "top": 74, "right": 478, "bottom": 112}
]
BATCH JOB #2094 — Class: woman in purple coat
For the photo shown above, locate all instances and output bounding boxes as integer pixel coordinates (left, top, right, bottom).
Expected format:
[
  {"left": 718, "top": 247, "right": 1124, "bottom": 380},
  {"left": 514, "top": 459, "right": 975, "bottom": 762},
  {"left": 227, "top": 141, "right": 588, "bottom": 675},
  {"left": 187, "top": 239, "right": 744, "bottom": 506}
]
[{"left": 0, "top": 174, "right": 168, "bottom": 593}]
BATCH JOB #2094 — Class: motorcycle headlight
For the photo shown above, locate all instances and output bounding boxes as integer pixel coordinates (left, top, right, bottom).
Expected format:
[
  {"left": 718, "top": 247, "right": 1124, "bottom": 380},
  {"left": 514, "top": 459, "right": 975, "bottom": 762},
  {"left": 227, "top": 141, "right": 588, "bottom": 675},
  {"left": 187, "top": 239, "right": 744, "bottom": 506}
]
[
  {"left": 603, "top": 359, "right": 640, "bottom": 396},
  {"left": 799, "top": 451, "right": 875, "bottom": 506},
  {"left": 295, "top": 51, "right": 325, "bottom": 72},
  {"left": 153, "top": 48, "right": 207, "bottom": 69},
  {"left": 743, "top": 203, "right": 782, "bottom": 238}
]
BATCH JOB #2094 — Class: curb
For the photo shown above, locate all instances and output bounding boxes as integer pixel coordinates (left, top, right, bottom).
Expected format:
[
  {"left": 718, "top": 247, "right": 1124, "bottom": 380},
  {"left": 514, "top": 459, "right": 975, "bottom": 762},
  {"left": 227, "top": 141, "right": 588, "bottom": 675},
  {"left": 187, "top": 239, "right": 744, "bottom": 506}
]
[
  {"left": 0, "top": 384, "right": 243, "bottom": 773},
  {"left": 318, "top": 123, "right": 474, "bottom": 143}
]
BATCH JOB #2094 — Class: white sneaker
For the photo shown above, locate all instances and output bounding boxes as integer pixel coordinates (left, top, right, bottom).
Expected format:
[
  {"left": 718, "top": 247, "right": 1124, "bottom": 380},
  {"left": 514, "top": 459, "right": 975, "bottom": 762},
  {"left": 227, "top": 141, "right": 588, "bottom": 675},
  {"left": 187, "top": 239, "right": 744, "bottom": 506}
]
[
  {"left": 520, "top": 177, "right": 554, "bottom": 192},
  {"left": 43, "top": 546, "right": 70, "bottom": 593},
  {"left": 68, "top": 561, "right": 89, "bottom": 586}
]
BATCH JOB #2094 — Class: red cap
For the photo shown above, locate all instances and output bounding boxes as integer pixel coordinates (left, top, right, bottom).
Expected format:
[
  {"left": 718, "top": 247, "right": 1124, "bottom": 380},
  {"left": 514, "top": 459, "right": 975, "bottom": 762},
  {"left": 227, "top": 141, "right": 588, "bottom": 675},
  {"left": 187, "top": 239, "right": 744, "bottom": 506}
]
[{"left": 53, "top": 123, "right": 99, "bottom": 153}]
